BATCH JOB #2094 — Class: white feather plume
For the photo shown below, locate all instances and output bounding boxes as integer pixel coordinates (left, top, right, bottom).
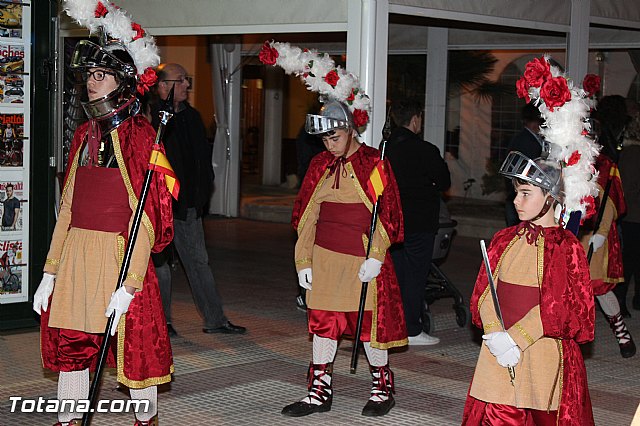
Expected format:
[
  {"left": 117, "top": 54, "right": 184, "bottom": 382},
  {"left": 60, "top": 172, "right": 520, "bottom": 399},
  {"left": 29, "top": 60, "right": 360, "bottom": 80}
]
[
  {"left": 524, "top": 56, "right": 600, "bottom": 215},
  {"left": 63, "top": 0, "right": 160, "bottom": 76},
  {"left": 261, "top": 41, "right": 371, "bottom": 128}
]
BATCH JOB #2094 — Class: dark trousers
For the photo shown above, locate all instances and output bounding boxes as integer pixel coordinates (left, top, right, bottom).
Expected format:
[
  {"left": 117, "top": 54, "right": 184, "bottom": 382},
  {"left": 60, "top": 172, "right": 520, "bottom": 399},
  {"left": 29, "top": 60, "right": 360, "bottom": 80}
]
[
  {"left": 157, "top": 208, "right": 227, "bottom": 328},
  {"left": 615, "top": 221, "right": 640, "bottom": 309},
  {"left": 391, "top": 231, "right": 435, "bottom": 336}
]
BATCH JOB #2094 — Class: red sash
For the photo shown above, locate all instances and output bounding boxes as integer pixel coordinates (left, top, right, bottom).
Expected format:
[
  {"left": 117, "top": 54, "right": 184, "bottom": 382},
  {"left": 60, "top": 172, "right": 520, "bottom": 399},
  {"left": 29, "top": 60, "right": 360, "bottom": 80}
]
[
  {"left": 314, "top": 202, "right": 371, "bottom": 256},
  {"left": 497, "top": 279, "right": 539, "bottom": 330},
  {"left": 70, "top": 166, "right": 130, "bottom": 233}
]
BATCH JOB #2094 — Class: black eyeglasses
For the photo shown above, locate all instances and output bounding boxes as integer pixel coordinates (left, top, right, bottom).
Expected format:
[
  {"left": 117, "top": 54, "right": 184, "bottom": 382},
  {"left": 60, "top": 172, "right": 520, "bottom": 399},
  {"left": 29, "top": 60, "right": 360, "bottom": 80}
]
[
  {"left": 83, "top": 69, "right": 117, "bottom": 82},
  {"left": 162, "top": 76, "right": 192, "bottom": 87}
]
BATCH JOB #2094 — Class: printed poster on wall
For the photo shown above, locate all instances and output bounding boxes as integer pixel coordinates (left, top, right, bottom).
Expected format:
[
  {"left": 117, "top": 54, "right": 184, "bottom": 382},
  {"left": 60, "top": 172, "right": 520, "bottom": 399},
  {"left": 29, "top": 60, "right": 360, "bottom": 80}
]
[
  {"left": 0, "top": 2, "right": 22, "bottom": 39},
  {"left": 0, "top": 1, "right": 28, "bottom": 306},
  {"left": 0, "top": 180, "right": 26, "bottom": 303},
  {"left": 0, "top": 238, "right": 23, "bottom": 297},
  {"left": 0, "top": 112, "right": 23, "bottom": 167},
  {"left": 0, "top": 43, "right": 24, "bottom": 104}
]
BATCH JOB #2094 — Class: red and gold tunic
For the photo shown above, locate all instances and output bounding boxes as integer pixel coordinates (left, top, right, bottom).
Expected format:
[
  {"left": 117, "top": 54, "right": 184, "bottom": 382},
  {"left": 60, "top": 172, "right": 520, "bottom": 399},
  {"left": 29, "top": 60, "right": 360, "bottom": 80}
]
[
  {"left": 40, "top": 115, "right": 175, "bottom": 388},
  {"left": 292, "top": 144, "right": 407, "bottom": 349},
  {"left": 463, "top": 223, "right": 595, "bottom": 426},
  {"left": 579, "top": 154, "right": 625, "bottom": 295}
]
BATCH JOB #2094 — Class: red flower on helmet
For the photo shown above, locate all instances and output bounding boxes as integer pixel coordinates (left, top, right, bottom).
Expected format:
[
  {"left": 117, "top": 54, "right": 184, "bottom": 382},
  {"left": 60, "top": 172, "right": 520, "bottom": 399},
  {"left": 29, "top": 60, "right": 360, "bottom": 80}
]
[
  {"left": 540, "top": 76, "right": 572, "bottom": 111},
  {"left": 258, "top": 41, "right": 279, "bottom": 66},
  {"left": 567, "top": 150, "right": 581, "bottom": 166},
  {"left": 94, "top": 2, "right": 108, "bottom": 18},
  {"left": 524, "top": 57, "right": 552, "bottom": 87},
  {"left": 353, "top": 109, "right": 369, "bottom": 128},
  {"left": 131, "top": 23, "right": 145, "bottom": 41},
  {"left": 516, "top": 77, "right": 531, "bottom": 103},
  {"left": 346, "top": 89, "right": 356, "bottom": 103},
  {"left": 582, "top": 74, "right": 600, "bottom": 97},
  {"left": 324, "top": 70, "right": 340, "bottom": 87},
  {"left": 137, "top": 67, "right": 158, "bottom": 95}
]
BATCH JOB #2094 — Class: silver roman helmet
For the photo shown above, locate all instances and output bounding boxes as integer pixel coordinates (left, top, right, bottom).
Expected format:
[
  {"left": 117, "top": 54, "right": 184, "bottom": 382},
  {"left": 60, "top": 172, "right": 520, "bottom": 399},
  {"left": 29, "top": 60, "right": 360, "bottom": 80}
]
[
  {"left": 305, "top": 99, "right": 355, "bottom": 135},
  {"left": 499, "top": 151, "right": 564, "bottom": 202}
]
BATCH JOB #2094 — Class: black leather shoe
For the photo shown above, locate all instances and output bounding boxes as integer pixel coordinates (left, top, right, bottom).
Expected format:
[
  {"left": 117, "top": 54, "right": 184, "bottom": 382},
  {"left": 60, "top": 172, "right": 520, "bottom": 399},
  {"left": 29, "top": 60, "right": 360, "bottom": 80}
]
[
  {"left": 281, "top": 399, "right": 332, "bottom": 417},
  {"left": 202, "top": 321, "right": 246, "bottom": 334},
  {"left": 362, "top": 396, "right": 395, "bottom": 417},
  {"left": 167, "top": 324, "right": 178, "bottom": 337}
]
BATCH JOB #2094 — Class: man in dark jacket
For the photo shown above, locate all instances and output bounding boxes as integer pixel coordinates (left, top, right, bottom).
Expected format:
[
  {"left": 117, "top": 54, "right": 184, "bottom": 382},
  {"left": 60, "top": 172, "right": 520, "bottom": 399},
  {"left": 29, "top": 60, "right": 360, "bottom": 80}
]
[
  {"left": 152, "top": 63, "right": 245, "bottom": 335},
  {"left": 386, "top": 99, "right": 451, "bottom": 345}
]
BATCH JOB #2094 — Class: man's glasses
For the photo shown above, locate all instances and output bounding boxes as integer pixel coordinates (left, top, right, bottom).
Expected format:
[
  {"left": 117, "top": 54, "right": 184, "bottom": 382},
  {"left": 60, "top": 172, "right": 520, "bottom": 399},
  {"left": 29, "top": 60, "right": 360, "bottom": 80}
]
[
  {"left": 162, "top": 76, "right": 192, "bottom": 87},
  {"left": 82, "top": 69, "right": 117, "bottom": 82}
]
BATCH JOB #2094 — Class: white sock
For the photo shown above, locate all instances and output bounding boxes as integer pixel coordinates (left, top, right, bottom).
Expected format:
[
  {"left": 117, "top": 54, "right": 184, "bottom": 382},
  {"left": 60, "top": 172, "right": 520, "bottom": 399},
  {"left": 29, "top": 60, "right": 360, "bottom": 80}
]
[
  {"left": 363, "top": 341, "right": 388, "bottom": 367},
  {"left": 598, "top": 291, "right": 621, "bottom": 316},
  {"left": 312, "top": 335, "right": 337, "bottom": 364},
  {"left": 130, "top": 386, "right": 157, "bottom": 422},
  {"left": 363, "top": 342, "right": 389, "bottom": 402},
  {"left": 57, "top": 369, "right": 89, "bottom": 423}
]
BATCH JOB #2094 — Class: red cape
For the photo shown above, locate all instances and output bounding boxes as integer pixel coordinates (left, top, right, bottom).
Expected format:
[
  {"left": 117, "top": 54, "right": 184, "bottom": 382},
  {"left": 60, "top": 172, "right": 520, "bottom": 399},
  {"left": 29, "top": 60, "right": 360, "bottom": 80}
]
[
  {"left": 292, "top": 145, "right": 407, "bottom": 348},
  {"left": 41, "top": 115, "right": 175, "bottom": 388},
  {"left": 463, "top": 225, "right": 595, "bottom": 425}
]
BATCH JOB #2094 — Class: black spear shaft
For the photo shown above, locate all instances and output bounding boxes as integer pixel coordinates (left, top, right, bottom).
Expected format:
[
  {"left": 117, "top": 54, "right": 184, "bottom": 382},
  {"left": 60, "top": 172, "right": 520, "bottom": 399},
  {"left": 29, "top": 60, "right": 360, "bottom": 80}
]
[
  {"left": 82, "top": 88, "right": 175, "bottom": 425},
  {"left": 350, "top": 132, "right": 389, "bottom": 374}
]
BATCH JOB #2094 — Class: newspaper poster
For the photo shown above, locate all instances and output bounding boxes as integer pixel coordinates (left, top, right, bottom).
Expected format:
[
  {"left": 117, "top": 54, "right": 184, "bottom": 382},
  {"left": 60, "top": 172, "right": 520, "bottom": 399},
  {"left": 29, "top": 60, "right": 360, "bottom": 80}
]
[
  {"left": 0, "top": 2, "right": 22, "bottom": 39},
  {"left": 0, "top": 113, "right": 23, "bottom": 166},
  {"left": 0, "top": 238, "right": 22, "bottom": 296},
  {"left": 0, "top": 180, "right": 23, "bottom": 232}
]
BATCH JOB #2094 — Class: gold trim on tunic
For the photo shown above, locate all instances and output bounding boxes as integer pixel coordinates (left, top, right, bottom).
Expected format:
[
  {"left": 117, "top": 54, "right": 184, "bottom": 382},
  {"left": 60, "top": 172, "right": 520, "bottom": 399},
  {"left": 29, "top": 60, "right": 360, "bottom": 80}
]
[
  {"left": 111, "top": 130, "right": 155, "bottom": 249},
  {"left": 297, "top": 169, "right": 330, "bottom": 233}
]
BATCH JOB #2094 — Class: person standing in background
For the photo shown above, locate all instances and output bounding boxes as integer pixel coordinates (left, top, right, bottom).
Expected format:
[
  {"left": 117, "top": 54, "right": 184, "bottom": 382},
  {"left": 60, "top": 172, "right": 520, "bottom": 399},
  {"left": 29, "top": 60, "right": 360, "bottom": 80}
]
[
  {"left": 151, "top": 63, "right": 246, "bottom": 336},
  {"left": 386, "top": 99, "right": 450, "bottom": 346}
]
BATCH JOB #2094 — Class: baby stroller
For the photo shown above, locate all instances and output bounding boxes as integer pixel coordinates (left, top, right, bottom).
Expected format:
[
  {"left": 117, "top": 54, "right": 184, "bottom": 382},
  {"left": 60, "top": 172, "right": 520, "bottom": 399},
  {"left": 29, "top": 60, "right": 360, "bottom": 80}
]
[{"left": 421, "top": 200, "right": 469, "bottom": 334}]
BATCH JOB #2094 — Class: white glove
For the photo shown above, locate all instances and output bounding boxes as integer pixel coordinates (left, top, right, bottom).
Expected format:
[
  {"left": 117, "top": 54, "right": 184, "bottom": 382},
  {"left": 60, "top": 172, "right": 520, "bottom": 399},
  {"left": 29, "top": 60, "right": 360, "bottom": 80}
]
[
  {"left": 33, "top": 273, "right": 56, "bottom": 314},
  {"left": 496, "top": 346, "right": 521, "bottom": 368},
  {"left": 298, "top": 268, "right": 312, "bottom": 291},
  {"left": 105, "top": 286, "right": 134, "bottom": 336},
  {"left": 482, "top": 331, "right": 518, "bottom": 357},
  {"left": 589, "top": 234, "right": 606, "bottom": 253},
  {"left": 358, "top": 258, "right": 383, "bottom": 283}
]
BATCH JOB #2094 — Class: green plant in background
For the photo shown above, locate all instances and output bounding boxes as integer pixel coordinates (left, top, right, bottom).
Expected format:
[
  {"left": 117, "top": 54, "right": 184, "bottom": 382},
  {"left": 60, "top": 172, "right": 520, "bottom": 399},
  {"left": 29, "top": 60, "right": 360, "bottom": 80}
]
[{"left": 481, "top": 158, "right": 506, "bottom": 195}]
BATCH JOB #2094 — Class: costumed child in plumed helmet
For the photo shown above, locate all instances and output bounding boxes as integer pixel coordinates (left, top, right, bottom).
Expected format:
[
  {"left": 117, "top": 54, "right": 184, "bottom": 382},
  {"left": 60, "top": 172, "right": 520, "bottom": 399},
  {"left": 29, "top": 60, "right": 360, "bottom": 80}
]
[
  {"left": 257, "top": 40, "right": 407, "bottom": 418},
  {"left": 462, "top": 152, "right": 595, "bottom": 425},
  {"left": 32, "top": 1, "right": 173, "bottom": 425},
  {"left": 463, "top": 56, "right": 602, "bottom": 426},
  {"left": 285, "top": 97, "right": 407, "bottom": 418}
]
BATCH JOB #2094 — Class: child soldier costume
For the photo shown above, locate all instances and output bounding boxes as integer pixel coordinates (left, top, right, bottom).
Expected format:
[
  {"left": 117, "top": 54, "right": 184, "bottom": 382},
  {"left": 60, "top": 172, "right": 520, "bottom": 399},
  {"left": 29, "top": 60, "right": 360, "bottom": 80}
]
[
  {"left": 257, "top": 41, "right": 407, "bottom": 418},
  {"left": 286, "top": 99, "right": 407, "bottom": 417},
  {"left": 463, "top": 153, "right": 595, "bottom": 425},
  {"left": 32, "top": 1, "right": 173, "bottom": 425},
  {"left": 463, "top": 56, "right": 601, "bottom": 425}
]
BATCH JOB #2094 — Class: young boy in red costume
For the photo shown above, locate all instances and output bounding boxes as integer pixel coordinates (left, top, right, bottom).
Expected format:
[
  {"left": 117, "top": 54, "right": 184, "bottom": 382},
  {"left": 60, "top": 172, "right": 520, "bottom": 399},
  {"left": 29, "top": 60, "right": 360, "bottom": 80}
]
[
  {"left": 284, "top": 99, "right": 407, "bottom": 418},
  {"left": 462, "top": 151, "right": 595, "bottom": 425}
]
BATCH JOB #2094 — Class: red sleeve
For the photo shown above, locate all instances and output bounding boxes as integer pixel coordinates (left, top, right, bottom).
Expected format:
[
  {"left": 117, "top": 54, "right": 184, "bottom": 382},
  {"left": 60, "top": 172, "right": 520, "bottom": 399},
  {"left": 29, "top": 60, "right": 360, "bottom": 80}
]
[{"left": 540, "top": 231, "right": 595, "bottom": 344}]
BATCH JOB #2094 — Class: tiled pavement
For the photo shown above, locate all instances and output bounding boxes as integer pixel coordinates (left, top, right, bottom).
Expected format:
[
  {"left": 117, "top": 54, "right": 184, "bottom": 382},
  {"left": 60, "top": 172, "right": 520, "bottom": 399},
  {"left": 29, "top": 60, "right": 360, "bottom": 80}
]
[{"left": 1, "top": 217, "right": 639, "bottom": 425}]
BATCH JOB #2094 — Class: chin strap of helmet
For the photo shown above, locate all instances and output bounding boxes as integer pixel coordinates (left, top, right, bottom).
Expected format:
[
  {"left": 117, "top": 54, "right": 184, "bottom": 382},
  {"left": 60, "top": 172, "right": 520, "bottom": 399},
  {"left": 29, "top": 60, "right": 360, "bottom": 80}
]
[{"left": 531, "top": 195, "right": 555, "bottom": 222}]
